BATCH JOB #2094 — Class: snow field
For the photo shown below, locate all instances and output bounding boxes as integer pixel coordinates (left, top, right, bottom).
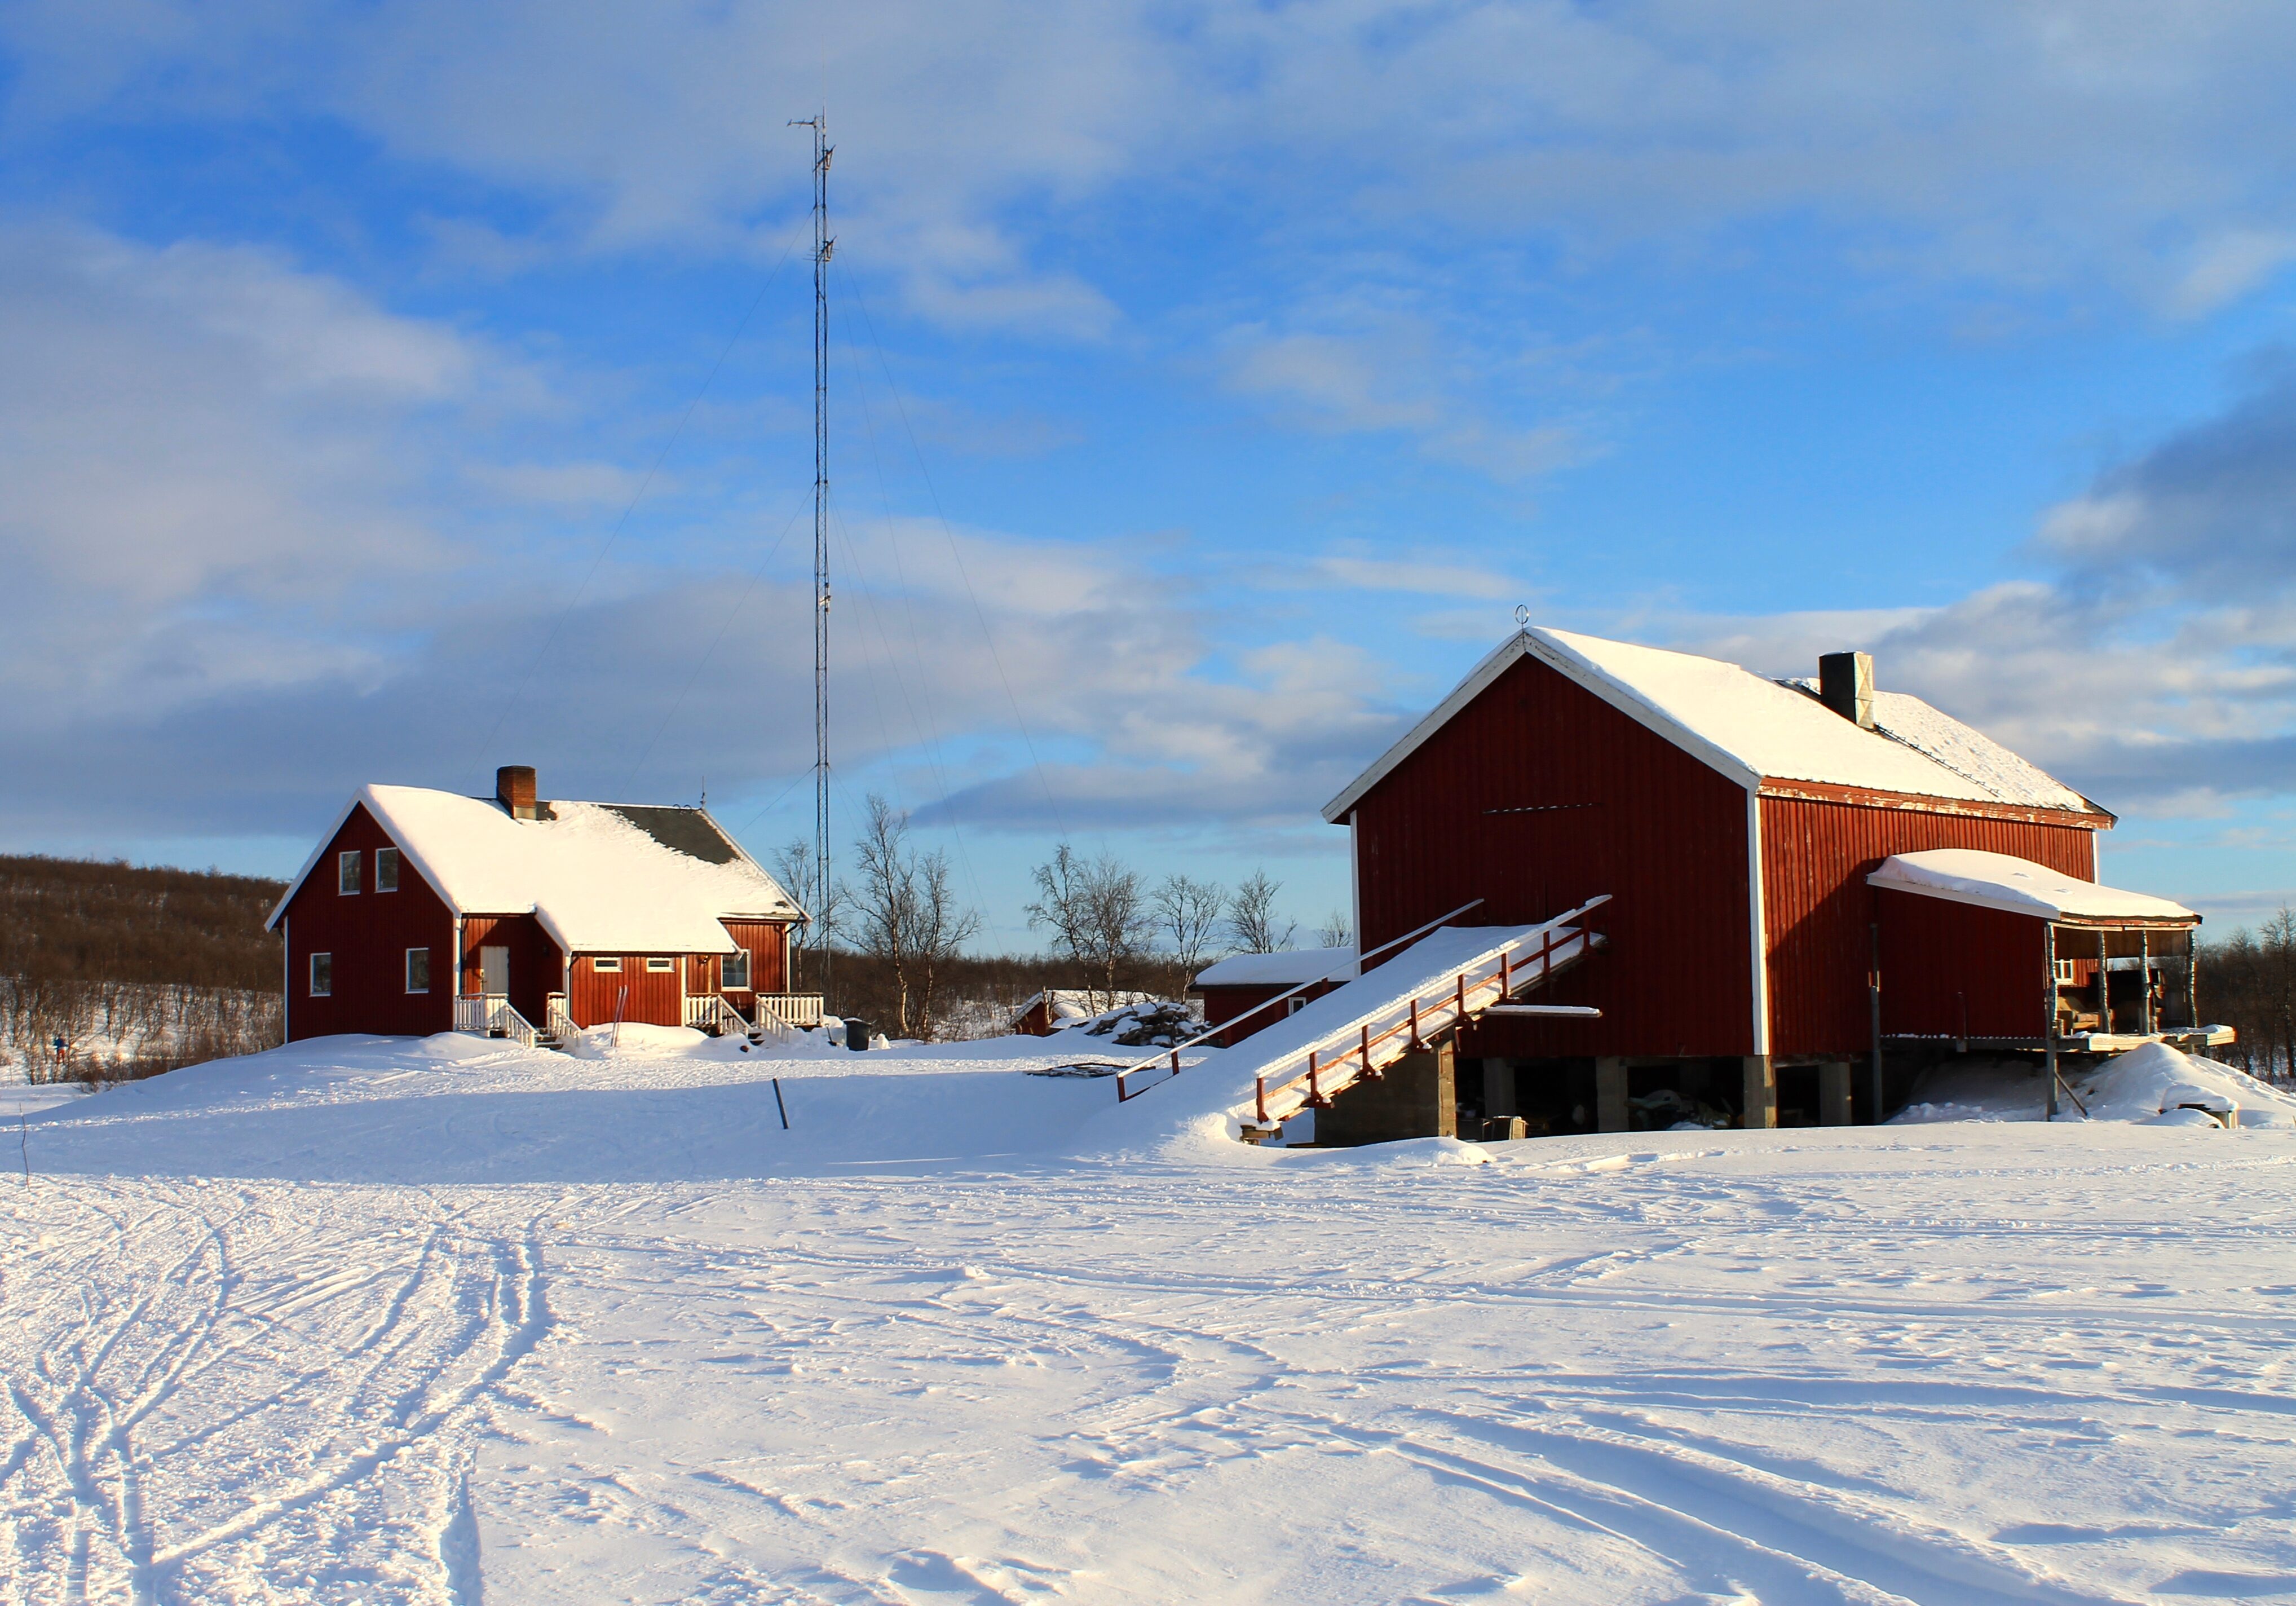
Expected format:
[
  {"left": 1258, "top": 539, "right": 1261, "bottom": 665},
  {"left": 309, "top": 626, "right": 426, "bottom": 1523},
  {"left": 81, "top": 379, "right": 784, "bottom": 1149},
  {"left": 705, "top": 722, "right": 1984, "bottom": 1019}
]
[{"left": 3, "top": 1033, "right": 2295, "bottom": 1603}]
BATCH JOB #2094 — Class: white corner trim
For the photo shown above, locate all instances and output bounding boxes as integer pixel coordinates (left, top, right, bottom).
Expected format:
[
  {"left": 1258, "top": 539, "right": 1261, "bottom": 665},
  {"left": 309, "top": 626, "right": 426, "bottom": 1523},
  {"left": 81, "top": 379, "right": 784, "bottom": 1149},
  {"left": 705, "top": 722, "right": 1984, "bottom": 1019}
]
[
  {"left": 1747, "top": 787, "right": 1770, "bottom": 1056},
  {"left": 1348, "top": 809, "right": 1361, "bottom": 945}
]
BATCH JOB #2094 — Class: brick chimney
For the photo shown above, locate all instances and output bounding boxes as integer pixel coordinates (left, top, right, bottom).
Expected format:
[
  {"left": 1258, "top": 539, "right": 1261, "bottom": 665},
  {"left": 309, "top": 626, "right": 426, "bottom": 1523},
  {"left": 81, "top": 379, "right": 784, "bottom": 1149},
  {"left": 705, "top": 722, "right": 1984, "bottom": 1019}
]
[
  {"left": 496, "top": 765, "right": 539, "bottom": 819},
  {"left": 1818, "top": 652, "right": 1875, "bottom": 729}
]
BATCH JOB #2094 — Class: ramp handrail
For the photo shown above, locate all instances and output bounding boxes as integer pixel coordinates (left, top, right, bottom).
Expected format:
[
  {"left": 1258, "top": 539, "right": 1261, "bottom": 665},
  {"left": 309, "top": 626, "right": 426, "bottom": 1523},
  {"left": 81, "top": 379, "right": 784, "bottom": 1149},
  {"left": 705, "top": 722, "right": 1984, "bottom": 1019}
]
[
  {"left": 1114, "top": 899, "right": 1486, "bottom": 1102},
  {"left": 1248, "top": 894, "right": 1609, "bottom": 1127}
]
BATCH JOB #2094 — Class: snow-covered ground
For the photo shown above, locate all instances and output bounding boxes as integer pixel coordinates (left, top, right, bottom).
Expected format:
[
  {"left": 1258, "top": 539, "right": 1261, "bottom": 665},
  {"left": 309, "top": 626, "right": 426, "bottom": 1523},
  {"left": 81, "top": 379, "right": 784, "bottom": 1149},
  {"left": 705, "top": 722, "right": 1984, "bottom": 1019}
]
[{"left": 6, "top": 1032, "right": 2296, "bottom": 1603}]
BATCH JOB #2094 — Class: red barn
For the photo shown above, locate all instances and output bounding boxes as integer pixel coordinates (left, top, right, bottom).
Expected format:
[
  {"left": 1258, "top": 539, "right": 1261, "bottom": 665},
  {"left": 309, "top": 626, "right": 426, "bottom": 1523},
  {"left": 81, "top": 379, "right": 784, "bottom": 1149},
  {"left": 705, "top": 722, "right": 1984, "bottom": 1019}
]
[
  {"left": 1323, "top": 627, "right": 2214, "bottom": 1133},
  {"left": 266, "top": 766, "right": 816, "bottom": 1047}
]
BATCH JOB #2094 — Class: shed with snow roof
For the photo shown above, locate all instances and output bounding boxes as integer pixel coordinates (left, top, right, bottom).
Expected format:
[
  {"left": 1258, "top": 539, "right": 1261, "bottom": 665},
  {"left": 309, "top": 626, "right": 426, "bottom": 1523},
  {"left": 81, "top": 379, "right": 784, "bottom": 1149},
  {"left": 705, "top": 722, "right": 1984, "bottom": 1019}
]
[
  {"left": 1191, "top": 947, "right": 1358, "bottom": 1046},
  {"left": 1006, "top": 990, "right": 1160, "bottom": 1036},
  {"left": 266, "top": 767, "right": 819, "bottom": 1048},
  {"left": 1321, "top": 627, "right": 2226, "bottom": 1135}
]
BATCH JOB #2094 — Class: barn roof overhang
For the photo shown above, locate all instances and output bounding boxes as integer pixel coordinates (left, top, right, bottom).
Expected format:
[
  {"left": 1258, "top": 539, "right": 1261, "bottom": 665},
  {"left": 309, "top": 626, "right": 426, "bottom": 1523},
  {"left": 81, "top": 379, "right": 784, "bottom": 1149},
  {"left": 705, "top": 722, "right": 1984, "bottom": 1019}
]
[
  {"left": 1868, "top": 849, "right": 2198, "bottom": 930},
  {"left": 1757, "top": 779, "right": 2112, "bottom": 831}
]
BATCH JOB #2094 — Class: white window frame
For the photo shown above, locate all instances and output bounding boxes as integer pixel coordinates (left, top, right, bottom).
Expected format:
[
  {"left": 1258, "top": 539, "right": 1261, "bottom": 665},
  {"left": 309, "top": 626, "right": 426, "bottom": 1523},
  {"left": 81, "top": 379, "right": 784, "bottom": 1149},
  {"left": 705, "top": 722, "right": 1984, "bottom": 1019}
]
[
  {"left": 722, "top": 947, "right": 752, "bottom": 989},
  {"left": 592, "top": 956, "right": 622, "bottom": 973},
  {"left": 646, "top": 958, "right": 676, "bottom": 973},
  {"left": 338, "top": 850, "right": 361, "bottom": 895},
  {"left": 405, "top": 947, "right": 429, "bottom": 994},
  {"left": 376, "top": 846, "right": 400, "bottom": 893},
  {"left": 310, "top": 952, "right": 333, "bottom": 996}
]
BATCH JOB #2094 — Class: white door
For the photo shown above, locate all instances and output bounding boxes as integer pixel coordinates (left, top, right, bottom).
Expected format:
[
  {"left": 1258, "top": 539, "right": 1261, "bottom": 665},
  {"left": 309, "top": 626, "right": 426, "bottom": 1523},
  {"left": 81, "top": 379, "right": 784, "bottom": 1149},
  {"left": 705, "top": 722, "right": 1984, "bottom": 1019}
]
[{"left": 481, "top": 946, "right": 509, "bottom": 996}]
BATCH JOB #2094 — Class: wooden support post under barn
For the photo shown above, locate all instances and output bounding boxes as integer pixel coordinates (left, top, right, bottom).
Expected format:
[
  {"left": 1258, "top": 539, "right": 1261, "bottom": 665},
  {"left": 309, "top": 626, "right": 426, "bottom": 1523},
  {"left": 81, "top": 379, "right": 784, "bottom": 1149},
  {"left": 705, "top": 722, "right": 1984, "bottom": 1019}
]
[
  {"left": 1820, "top": 1061, "right": 1853, "bottom": 1126},
  {"left": 1596, "top": 1057, "right": 1629, "bottom": 1132},
  {"left": 1741, "top": 1056, "right": 1777, "bottom": 1130}
]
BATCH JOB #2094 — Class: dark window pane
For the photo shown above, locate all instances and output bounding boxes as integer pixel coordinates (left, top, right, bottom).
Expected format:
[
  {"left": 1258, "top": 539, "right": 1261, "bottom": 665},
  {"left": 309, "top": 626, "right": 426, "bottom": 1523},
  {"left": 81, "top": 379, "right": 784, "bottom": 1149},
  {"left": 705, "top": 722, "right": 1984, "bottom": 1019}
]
[
  {"left": 338, "top": 851, "right": 360, "bottom": 894},
  {"left": 377, "top": 848, "right": 400, "bottom": 893},
  {"left": 406, "top": 948, "right": 429, "bottom": 992},
  {"left": 311, "top": 953, "right": 333, "bottom": 996}
]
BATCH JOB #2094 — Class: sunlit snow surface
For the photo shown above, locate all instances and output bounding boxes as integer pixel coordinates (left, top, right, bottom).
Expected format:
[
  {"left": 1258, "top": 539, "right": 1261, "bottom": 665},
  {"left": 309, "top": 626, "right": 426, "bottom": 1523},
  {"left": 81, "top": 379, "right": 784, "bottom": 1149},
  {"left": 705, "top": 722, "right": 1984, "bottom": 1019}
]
[{"left": 6, "top": 1033, "right": 2296, "bottom": 1603}]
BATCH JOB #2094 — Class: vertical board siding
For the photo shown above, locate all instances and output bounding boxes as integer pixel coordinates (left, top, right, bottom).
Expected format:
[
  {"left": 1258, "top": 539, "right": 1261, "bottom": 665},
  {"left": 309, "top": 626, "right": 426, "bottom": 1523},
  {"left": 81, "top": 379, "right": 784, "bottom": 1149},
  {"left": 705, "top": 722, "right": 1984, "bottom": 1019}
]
[
  {"left": 720, "top": 920, "right": 791, "bottom": 995},
  {"left": 281, "top": 804, "right": 456, "bottom": 1042},
  {"left": 1202, "top": 981, "right": 1344, "bottom": 1047},
  {"left": 1353, "top": 654, "right": 1757, "bottom": 1058},
  {"left": 1759, "top": 796, "right": 2095, "bottom": 1055},
  {"left": 1873, "top": 889, "right": 2047, "bottom": 1040},
  {"left": 457, "top": 914, "right": 563, "bottom": 1029},
  {"left": 569, "top": 954, "right": 683, "bottom": 1029}
]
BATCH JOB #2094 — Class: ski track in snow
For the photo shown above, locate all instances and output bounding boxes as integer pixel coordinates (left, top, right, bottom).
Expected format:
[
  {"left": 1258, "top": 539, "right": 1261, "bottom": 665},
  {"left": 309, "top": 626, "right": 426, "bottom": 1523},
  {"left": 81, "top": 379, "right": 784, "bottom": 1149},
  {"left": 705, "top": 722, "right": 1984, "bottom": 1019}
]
[{"left": 3, "top": 1038, "right": 2295, "bottom": 1602}]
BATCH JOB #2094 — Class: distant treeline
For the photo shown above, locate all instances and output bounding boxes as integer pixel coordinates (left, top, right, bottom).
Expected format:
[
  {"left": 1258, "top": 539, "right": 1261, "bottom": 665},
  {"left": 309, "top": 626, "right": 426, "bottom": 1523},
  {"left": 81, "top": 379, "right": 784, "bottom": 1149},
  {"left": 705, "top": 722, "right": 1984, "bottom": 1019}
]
[
  {"left": 1, "top": 854, "right": 286, "bottom": 1082},
  {"left": 1, "top": 853, "right": 286, "bottom": 990},
  {"left": 2201, "top": 915, "right": 2296, "bottom": 1082}
]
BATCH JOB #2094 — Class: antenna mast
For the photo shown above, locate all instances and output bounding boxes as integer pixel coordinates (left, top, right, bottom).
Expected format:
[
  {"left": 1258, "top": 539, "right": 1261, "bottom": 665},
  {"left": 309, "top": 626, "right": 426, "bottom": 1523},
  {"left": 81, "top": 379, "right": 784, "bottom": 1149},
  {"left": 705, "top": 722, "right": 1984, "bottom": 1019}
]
[{"left": 793, "top": 111, "right": 833, "bottom": 997}]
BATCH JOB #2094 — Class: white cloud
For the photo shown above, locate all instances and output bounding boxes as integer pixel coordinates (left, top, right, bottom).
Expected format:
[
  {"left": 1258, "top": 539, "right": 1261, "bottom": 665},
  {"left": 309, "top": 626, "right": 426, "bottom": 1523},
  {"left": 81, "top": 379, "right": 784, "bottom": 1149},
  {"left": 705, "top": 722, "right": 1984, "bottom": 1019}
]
[
  {"left": 0, "top": 224, "right": 476, "bottom": 615},
  {"left": 21, "top": 2, "right": 2296, "bottom": 321}
]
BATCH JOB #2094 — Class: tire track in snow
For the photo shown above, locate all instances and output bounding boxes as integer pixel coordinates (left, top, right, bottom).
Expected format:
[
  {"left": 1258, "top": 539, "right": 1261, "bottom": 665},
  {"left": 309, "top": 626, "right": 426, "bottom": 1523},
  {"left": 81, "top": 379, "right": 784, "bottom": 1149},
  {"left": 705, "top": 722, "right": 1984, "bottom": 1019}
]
[{"left": 1, "top": 1181, "right": 554, "bottom": 1604}]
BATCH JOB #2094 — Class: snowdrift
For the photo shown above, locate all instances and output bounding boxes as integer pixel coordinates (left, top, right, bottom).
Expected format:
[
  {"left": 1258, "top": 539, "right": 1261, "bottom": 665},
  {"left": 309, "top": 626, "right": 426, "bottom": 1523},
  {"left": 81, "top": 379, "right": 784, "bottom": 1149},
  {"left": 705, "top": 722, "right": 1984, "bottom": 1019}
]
[{"left": 1895, "top": 1040, "right": 2296, "bottom": 1128}]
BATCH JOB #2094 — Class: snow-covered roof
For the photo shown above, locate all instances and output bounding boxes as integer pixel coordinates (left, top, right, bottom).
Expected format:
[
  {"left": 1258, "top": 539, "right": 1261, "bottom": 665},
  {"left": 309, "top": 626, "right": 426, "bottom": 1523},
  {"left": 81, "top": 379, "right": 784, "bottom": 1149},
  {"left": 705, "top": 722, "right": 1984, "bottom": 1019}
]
[
  {"left": 268, "top": 784, "right": 802, "bottom": 953},
  {"left": 1789, "top": 683, "right": 2093, "bottom": 813},
  {"left": 1868, "top": 849, "right": 2197, "bottom": 927},
  {"left": 1193, "top": 948, "right": 1359, "bottom": 989},
  {"left": 1008, "top": 990, "right": 1158, "bottom": 1026},
  {"left": 1323, "top": 628, "right": 2107, "bottom": 821}
]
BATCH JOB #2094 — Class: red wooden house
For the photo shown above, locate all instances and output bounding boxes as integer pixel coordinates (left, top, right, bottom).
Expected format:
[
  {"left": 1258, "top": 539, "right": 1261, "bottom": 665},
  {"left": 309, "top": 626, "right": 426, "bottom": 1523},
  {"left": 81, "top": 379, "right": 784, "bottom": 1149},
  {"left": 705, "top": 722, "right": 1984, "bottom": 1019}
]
[
  {"left": 266, "top": 766, "right": 816, "bottom": 1047},
  {"left": 1322, "top": 626, "right": 2217, "bottom": 1133}
]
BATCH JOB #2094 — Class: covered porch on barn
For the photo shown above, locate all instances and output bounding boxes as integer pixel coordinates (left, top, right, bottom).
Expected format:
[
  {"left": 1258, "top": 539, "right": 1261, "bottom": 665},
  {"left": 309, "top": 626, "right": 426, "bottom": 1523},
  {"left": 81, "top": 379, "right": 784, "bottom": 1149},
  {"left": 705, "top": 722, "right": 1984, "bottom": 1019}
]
[{"left": 1867, "top": 849, "right": 2231, "bottom": 1057}]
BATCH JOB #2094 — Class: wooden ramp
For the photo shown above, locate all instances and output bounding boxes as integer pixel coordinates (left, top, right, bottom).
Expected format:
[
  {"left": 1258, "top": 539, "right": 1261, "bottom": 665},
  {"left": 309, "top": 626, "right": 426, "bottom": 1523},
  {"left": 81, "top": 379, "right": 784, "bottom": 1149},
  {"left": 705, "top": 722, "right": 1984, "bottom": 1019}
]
[{"left": 1115, "top": 896, "right": 1609, "bottom": 1131}]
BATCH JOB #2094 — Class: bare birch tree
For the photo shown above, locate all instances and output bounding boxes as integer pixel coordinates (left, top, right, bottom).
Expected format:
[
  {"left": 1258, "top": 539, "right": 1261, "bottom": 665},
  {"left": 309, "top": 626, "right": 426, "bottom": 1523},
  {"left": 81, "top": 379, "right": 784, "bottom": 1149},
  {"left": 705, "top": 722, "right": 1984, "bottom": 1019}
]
[
  {"left": 1153, "top": 873, "right": 1226, "bottom": 993},
  {"left": 1227, "top": 868, "right": 1295, "bottom": 955},
  {"left": 1026, "top": 844, "right": 1153, "bottom": 1010},
  {"left": 842, "top": 796, "right": 980, "bottom": 1038},
  {"left": 772, "top": 837, "right": 842, "bottom": 990}
]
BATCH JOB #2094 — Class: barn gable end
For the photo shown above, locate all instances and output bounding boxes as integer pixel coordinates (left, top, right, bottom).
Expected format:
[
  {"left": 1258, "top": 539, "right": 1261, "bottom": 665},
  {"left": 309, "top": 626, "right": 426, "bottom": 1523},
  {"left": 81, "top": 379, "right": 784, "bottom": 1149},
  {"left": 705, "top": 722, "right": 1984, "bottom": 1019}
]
[{"left": 1350, "top": 651, "right": 1759, "bottom": 1060}]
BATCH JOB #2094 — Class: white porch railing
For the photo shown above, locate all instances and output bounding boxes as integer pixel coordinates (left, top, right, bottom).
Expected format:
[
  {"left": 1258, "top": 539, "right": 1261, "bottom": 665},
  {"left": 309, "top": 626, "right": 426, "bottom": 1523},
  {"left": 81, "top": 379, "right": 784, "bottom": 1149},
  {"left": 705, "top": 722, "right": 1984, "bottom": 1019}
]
[
  {"left": 545, "top": 993, "right": 580, "bottom": 1045},
  {"left": 752, "top": 993, "right": 824, "bottom": 1029},
  {"left": 454, "top": 992, "right": 542, "bottom": 1049},
  {"left": 684, "top": 993, "right": 751, "bottom": 1036}
]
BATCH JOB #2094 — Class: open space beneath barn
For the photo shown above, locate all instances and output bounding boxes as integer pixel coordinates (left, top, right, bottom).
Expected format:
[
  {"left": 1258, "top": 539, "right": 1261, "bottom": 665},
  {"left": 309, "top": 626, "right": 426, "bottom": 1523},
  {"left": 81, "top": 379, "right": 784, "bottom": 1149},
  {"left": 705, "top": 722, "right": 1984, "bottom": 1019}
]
[{"left": 6, "top": 1031, "right": 2296, "bottom": 1604}]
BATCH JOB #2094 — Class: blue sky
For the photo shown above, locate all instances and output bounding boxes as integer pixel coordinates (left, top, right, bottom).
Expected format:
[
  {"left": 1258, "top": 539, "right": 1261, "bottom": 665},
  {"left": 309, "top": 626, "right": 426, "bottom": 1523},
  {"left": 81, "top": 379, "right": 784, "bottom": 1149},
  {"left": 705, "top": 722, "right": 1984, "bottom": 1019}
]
[{"left": 6, "top": 3, "right": 2296, "bottom": 948}]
